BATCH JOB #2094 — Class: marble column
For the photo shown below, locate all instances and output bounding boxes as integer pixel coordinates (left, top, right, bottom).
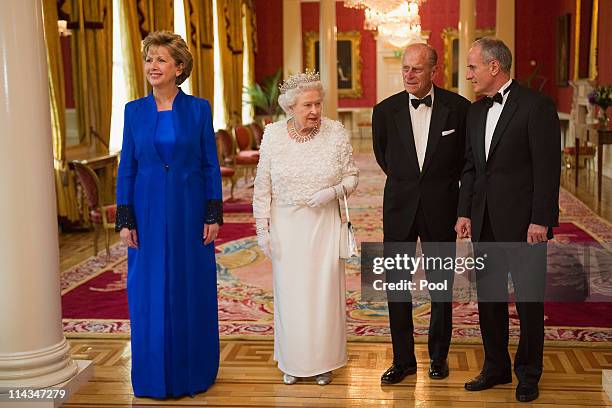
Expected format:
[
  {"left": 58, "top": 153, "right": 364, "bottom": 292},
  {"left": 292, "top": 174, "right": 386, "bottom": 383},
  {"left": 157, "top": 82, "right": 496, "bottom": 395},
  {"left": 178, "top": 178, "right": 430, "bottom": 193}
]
[
  {"left": 319, "top": 0, "right": 338, "bottom": 119},
  {"left": 0, "top": 0, "right": 80, "bottom": 390},
  {"left": 283, "top": 0, "right": 303, "bottom": 79},
  {"left": 496, "top": 0, "right": 515, "bottom": 78},
  {"left": 458, "top": 0, "right": 476, "bottom": 101}
]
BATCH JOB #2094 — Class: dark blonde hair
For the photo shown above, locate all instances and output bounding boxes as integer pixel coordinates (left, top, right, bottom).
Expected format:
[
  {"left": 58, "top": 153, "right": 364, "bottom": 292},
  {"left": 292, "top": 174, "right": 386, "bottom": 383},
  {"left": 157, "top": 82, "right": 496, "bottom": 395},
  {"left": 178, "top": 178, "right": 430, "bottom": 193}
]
[{"left": 142, "top": 31, "right": 193, "bottom": 85}]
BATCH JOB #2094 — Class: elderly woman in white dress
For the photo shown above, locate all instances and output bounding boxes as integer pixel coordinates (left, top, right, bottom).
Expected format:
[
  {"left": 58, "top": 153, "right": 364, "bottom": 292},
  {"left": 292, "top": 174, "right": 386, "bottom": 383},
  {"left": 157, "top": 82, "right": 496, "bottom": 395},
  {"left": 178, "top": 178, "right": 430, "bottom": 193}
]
[{"left": 252, "top": 72, "right": 359, "bottom": 385}]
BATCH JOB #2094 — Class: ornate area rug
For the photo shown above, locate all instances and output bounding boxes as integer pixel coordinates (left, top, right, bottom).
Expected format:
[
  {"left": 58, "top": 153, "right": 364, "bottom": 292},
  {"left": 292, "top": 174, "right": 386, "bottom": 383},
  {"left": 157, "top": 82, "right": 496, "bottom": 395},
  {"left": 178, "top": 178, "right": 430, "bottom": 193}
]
[{"left": 61, "top": 154, "right": 612, "bottom": 345}]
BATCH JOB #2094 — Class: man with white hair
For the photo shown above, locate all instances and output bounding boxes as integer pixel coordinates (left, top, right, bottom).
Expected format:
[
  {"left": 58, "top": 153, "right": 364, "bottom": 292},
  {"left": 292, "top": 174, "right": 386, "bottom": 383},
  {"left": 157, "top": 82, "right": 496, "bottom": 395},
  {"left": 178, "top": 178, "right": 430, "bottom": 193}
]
[{"left": 372, "top": 43, "right": 470, "bottom": 385}]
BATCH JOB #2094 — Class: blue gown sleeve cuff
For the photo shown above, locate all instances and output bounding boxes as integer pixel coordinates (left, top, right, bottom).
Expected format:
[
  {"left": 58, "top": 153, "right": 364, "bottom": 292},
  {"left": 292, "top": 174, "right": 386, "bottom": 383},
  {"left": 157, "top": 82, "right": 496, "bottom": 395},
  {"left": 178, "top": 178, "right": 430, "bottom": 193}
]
[
  {"left": 205, "top": 199, "right": 224, "bottom": 225},
  {"left": 115, "top": 204, "right": 137, "bottom": 231}
]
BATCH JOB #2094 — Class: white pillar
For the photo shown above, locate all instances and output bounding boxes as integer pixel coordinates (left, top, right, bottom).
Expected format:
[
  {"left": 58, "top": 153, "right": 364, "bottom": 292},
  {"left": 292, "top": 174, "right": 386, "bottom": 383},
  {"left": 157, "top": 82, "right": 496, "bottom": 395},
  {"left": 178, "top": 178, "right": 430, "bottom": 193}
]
[
  {"left": 319, "top": 0, "right": 338, "bottom": 120},
  {"left": 458, "top": 0, "right": 476, "bottom": 101},
  {"left": 283, "top": 0, "right": 303, "bottom": 79},
  {"left": 496, "top": 0, "right": 515, "bottom": 78},
  {"left": 0, "top": 0, "right": 78, "bottom": 388}
]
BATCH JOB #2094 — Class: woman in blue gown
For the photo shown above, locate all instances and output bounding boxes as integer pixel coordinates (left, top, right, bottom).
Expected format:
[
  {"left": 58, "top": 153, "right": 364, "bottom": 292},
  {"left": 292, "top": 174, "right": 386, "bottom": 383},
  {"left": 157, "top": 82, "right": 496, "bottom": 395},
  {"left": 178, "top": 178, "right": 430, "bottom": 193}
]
[{"left": 115, "top": 31, "right": 223, "bottom": 398}]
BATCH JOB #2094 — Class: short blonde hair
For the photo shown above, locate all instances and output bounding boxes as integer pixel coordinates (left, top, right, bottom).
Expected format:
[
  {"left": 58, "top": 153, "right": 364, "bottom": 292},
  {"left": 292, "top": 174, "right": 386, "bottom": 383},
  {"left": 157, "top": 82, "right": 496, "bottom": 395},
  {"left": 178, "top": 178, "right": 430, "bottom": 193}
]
[{"left": 142, "top": 31, "right": 193, "bottom": 85}]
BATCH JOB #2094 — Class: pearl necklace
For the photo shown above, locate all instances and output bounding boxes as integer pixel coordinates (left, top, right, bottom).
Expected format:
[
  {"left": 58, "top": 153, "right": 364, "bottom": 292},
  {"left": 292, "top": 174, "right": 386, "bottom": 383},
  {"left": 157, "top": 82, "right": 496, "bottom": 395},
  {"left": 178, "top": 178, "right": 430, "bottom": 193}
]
[{"left": 289, "top": 120, "right": 320, "bottom": 143}]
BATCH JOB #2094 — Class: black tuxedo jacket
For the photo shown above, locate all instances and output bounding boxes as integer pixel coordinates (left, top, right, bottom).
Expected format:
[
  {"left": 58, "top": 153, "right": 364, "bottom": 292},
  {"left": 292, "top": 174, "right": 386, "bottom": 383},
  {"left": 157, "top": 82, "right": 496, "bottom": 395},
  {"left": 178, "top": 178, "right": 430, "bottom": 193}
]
[
  {"left": 457, "top": 80, "right": 561, "bottom": 242},
  {"left": 373, "top": 86, "right": 470, "bottom": 241}
]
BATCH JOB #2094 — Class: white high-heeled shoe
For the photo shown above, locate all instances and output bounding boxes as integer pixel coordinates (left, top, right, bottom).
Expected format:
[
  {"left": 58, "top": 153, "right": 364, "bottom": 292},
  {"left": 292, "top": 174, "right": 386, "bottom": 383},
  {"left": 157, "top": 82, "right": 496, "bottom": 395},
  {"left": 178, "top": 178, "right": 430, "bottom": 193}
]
[
  {"left": 283, "top": 373, "right": 298, "bottom": 385},
  {"left": 315, "top": 371, "right": 332, "bottom": 385}
]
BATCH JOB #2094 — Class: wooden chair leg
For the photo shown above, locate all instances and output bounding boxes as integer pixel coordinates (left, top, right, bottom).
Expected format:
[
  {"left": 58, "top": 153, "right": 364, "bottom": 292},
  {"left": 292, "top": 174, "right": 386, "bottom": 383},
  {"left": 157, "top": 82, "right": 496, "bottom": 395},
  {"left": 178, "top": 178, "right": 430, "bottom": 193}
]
[
  {"left": 93, "top": 224, "right": 100, "bottom": 256},
  {"left": 230, "top": 177, "right": 236, "bottom": 199},
  {"left": 104, "top": 228, "right": 111, "bottom": 257}
]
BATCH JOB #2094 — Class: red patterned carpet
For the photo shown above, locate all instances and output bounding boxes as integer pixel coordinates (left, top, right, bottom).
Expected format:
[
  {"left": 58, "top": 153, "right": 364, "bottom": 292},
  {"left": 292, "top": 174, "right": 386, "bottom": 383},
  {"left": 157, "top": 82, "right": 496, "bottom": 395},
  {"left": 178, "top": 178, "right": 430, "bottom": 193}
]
[{"left": 61, "top": 153, "right": 612, "bottom": 345}]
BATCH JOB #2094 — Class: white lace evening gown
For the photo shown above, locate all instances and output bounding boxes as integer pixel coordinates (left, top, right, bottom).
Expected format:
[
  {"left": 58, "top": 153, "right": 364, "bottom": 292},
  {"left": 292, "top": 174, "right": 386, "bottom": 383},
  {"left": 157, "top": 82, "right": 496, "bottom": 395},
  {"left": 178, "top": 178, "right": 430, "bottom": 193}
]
[{"left": 252, "top": 117, "right": 359, "bottom": 377}]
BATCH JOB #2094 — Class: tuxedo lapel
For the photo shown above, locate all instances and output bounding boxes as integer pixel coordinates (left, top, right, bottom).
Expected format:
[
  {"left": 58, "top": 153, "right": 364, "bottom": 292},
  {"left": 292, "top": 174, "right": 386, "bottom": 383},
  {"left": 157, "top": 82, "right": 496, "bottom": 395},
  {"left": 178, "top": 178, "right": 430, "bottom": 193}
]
[
  {"left": 487, "top": 81, "right": 519, "bottom": 161},
  {"left": 421, "top": 89, "right": 449, "bottom": 177},
  {"left": 393, "top": 94, "right": 420, "bottom": 175},
  {"left": 474, "top": 103, "right": 488, "bottom": 169}
]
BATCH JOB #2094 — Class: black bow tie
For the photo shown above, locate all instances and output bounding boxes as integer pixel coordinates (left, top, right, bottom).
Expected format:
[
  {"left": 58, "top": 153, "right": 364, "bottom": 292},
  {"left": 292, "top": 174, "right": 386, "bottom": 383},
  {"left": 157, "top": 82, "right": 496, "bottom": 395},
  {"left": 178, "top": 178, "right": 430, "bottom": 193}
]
[
  {"left": 410, "top": 94, "right": 432, "bottom": 109},
  {"left": 484, "top": 92, "right": 504, "bottom": 108}
]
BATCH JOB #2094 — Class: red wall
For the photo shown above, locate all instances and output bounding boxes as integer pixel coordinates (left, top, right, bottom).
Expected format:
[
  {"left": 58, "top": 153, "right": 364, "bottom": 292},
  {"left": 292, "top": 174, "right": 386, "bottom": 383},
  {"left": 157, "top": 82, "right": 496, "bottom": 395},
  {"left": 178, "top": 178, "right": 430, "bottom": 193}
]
[
  {"left": 299, "top": 1, "right": 495, "bottom": 107},
  {"left": 420, "top": 0, "right": 495, "bottom": 88},
  {"left": 254, "top": 0, "right": 283, "bottom": 84},
  {"left": 253, "top": 0, "right": 611, "bottom": 112},
  {"left": 515, "top": 0, "right": 612, "bottom": 113},
  {"left": 300, "top": 2, "right": 377, "bottom": 108},
  {"left": 515, "top": 0, "right": 576, "bottom": 113},
  {"left": 598, "top": 0, "right": 612, "bottom": 85},
  {"left": 61, "top": 36, "right": 75, "bottom": 109}
]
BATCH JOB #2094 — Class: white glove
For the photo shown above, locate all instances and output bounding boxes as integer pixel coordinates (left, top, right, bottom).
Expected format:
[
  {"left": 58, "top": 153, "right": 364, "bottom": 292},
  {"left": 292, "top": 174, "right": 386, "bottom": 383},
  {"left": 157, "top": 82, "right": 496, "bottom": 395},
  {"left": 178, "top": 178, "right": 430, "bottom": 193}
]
[
  {"left": 255, "top": 218, "right": 272, "bottom": 258},
  {"left": 257, "top": 233, "right": 272, "bottom": 258},
  {"left": 307, "top": 187, "right": 336, "bottom": 207}
]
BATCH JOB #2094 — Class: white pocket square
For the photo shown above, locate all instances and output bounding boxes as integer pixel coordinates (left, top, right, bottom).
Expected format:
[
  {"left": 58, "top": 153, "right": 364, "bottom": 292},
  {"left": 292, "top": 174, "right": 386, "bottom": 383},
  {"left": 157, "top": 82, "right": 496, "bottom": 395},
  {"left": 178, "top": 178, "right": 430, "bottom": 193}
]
[{"left": 441, "top": 129, "right": 456, "bottom": 136}]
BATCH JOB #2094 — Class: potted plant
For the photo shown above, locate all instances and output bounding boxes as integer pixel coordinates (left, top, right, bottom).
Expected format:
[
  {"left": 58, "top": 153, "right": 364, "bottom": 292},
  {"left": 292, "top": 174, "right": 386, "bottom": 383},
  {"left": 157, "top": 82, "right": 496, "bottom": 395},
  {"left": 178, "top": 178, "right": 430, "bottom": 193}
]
[
  {"left": 587, "top": 85, "right": 612, "bottom": 128},
  {"left": 244, "top": 68, "right": 283, "bottom": 123}
]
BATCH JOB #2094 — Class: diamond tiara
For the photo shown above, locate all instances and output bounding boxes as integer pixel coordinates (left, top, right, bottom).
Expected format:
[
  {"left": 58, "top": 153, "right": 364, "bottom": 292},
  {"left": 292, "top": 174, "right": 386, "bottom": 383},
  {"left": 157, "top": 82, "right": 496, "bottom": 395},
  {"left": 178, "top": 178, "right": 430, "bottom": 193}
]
[{"left": 279, "top": 70, "right": 321, "bottom": 94}]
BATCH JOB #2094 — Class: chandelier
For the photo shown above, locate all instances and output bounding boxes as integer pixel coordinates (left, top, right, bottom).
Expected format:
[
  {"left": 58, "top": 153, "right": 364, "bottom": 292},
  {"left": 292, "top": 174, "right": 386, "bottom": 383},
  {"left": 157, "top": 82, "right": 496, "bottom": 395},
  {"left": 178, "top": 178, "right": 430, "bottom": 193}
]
[{"left": 345, "top": 0, "right": 426, "bottom": 49}]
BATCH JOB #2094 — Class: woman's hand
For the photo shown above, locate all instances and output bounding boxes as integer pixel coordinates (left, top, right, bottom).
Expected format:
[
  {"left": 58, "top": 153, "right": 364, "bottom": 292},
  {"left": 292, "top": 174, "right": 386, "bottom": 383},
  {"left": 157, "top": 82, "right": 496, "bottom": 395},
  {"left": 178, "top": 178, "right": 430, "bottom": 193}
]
[
  {"left": 257, "top": 233, "right": 272, "bottom": 258},
  {"left": 307, "top": 187, "right": 336, "bottom": 207},
  {"left": 120, "top": 228, "right": 139, "bottom": 248},
  {"left": 203, "top": 223, "right": 219, "bottom": 245}
]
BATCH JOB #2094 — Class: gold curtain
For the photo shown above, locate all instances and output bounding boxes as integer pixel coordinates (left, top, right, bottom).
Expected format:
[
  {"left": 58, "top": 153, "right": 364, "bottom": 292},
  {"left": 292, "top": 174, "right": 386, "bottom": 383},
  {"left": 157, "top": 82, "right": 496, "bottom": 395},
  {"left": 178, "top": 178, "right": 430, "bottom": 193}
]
[
  {"left": 184, "top": 0, "right": 215, "bottom": 104},
  {"left": 42, "top": 0, "right": 79, "bottom": 221},
  {"left": 120, "top": 2, "right": 145, "bottom": 101},
  {"left": 68, "top": 0, "right": 113, "bottom": 153},
  {"left": 242, "top": 0, "right": 257, "bottom": 123},
  {"left": 218, "top": 0, "right": 243, "bottom": 126},
  {"left": 120, "top": 0, "right": 175, "bottom": 100},
  {"left": 139, "top": 0, "right": 175, "bottom": 34}
]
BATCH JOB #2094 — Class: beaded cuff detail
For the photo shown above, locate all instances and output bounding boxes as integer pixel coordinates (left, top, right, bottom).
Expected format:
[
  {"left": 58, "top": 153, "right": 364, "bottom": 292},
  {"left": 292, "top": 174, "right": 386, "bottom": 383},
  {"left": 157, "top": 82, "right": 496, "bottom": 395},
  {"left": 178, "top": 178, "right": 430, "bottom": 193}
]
[{"left": 115, "top": 205, "right": 136, "bottom": 231}]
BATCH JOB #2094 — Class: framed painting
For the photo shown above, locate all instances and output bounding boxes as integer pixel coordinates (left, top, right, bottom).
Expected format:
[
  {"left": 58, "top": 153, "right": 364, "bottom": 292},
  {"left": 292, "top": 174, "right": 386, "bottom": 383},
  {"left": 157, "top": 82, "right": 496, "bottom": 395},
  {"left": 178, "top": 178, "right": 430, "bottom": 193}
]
[
  {"left": 557, "top": 14, "right": 570, "bottom": 86},
  {"left": 440, "top": 28, "right": 495, "bottom": 93},
  {"left": 304, "top": 31, "right": 363, "bottom": 98},
  {"left": 573, "top": 0, "right": 599, "bottom": 80}
]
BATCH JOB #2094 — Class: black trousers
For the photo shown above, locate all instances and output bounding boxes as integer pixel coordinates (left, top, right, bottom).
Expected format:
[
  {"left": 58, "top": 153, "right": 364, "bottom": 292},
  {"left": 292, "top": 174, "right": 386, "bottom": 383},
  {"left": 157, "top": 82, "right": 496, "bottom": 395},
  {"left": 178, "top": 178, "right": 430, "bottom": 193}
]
[
  {"left": 384, "top": 205, "right": 455, "bottom": 366},
  {"left": 475, "top": 209, "right": 547, "bottom": 385}
]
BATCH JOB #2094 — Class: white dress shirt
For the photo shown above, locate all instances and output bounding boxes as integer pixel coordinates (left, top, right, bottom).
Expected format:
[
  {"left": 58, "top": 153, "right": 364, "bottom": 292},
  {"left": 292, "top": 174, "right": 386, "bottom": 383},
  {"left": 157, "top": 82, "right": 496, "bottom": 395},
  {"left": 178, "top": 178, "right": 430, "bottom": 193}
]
[
  {"left": 485, "top": 79, "right": 513, "bottom": 160},
  {"left": 409, "top": 86, "right": 434, "bottom": 170}
]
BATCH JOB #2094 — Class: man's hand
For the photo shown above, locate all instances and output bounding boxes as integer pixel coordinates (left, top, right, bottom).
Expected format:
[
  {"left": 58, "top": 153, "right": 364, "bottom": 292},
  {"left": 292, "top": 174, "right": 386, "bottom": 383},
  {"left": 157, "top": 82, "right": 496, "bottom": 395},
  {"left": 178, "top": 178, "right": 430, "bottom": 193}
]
[
  {"left": 455, "top": 217, "right": 472, "bottom": 239},
  {"left": 527, "top": 223, "right": 548, "bottom": 244}
]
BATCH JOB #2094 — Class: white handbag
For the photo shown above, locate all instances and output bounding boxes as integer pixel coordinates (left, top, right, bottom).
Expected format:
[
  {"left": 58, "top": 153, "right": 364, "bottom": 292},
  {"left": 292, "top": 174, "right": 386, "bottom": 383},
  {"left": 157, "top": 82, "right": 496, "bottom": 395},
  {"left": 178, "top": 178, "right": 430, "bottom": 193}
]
[{"left": 339, "top": 189, "right": 358, "bottom": 259}]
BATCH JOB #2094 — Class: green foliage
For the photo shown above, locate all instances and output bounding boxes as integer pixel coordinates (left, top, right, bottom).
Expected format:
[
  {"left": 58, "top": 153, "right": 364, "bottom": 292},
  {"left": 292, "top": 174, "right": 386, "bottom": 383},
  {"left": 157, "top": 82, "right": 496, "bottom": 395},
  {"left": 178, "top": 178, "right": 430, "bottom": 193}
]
[{"left": 244, "top": 68, "right": 283, "bottom": 118}]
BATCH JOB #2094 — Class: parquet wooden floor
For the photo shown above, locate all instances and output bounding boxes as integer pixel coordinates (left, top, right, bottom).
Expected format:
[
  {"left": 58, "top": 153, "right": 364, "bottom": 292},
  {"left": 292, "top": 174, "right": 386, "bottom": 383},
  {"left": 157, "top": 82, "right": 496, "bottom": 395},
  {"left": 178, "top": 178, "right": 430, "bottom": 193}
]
[
  {"left": 59, "top": 229, "right": 120, "bottom": 272},
  {"left": 63, "top": 339, "right": 612, "bottom": 407},
  {"left": 57, "top": 145, "right": 612, "bottom": 406}
]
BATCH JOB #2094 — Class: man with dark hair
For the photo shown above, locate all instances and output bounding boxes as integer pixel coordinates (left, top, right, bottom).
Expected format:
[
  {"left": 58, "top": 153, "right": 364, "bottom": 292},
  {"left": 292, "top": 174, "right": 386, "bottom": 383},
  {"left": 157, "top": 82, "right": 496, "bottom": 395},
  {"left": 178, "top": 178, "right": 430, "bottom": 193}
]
[
  {"left": 456, "top": 37, "right": 560, "bottom": 402},
  {"left": 372, "top": 43, "right": 470, "bottom": 385}
]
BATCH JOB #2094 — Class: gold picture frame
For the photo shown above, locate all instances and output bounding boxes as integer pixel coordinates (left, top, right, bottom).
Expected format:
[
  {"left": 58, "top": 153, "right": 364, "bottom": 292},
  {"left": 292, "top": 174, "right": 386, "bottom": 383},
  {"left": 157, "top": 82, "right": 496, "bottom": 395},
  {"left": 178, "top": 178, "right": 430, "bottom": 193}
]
[
  {"left": 573, "top": 0, "right": 599, "bottom": 80},
  {"left": 304, "top": 31, "right": 363, "bottom": 98},
  {"left": 440, "top": 27, "right": 495, "bottom": 93}
]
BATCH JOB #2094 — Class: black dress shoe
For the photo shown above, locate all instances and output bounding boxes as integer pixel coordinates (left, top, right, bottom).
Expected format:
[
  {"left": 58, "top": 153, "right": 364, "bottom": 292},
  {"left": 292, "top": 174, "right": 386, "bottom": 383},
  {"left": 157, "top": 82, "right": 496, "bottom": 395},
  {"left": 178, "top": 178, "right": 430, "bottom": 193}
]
[
  {"left": 428, "top": 360, "right": 449, "bottom": 379},
  {"left": 464, "top": 372, "right": 512, "bottom": 391},
  {"left": 381, "top": 363, "right": 417, "bottom": 384},
  {"left": 516, "top": 383, "right": 539, "bottom": 402}
]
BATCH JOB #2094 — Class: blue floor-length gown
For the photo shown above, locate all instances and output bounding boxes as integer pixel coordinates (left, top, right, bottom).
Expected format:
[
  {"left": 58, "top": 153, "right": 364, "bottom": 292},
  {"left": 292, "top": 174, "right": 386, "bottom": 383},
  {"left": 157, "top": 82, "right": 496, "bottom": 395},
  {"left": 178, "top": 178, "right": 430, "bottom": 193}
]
[{"left": 115, "top": 89, "right": 223, "bottom": 398}]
